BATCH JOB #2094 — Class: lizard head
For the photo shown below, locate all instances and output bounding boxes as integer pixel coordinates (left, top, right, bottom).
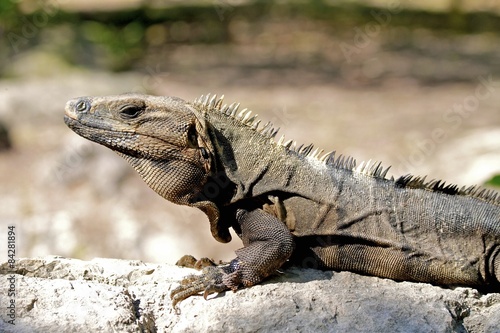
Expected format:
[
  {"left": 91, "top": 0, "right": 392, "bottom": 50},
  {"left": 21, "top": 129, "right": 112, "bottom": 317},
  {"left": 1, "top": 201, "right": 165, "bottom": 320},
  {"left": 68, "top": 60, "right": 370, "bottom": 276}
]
[
  {"left": 64, "top": 93, "right": 210, "bottom": 164},
  {"left": 64, "top": 93, "right": 231, "bottom": 242}
]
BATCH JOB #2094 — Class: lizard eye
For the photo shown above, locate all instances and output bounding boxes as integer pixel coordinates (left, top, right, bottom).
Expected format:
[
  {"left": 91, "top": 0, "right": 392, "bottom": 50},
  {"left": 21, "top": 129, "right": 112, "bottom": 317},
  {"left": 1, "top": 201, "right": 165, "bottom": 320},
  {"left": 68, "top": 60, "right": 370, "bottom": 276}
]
[{"left": 119, "top": 105, "right": 143, "bottom": 119}]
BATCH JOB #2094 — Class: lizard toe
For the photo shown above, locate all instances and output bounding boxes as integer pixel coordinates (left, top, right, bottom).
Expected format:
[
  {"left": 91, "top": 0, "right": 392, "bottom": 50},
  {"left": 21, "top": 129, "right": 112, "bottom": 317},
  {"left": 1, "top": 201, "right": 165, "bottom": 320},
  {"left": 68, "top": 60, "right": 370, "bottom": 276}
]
[
  {"left": 203, "top": 283, "right": 228, "bottom": 300},
  {"left": 170, "top": 265, "right": 231, "bottom": 310}
]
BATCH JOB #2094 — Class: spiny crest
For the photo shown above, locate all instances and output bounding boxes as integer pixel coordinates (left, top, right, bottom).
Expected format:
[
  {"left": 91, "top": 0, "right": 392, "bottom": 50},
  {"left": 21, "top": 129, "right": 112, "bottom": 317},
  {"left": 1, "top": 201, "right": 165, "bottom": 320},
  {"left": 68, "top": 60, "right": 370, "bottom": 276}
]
[
  {"left": 354, "top": 159, "right": 392, "bottom": 179},
  {"left": 396, "top": 174, "right": 500, "bottom": 205},
  {"left": 192, "top": 94, "right": 500, "bottom": 205},
  {"left": 193, "top": 94, "right": 279, "bottom": 139},
  {"left": 192, "top": 94, "right": 387, "bottom": 176}
]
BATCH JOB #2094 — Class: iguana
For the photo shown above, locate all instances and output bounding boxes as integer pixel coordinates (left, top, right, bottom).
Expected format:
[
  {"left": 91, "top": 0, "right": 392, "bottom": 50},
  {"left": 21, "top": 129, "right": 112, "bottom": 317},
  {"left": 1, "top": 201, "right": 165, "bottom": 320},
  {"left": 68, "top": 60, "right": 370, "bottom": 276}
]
[{"left": 64, "top": 93, "right": 500, "bottom": 309}]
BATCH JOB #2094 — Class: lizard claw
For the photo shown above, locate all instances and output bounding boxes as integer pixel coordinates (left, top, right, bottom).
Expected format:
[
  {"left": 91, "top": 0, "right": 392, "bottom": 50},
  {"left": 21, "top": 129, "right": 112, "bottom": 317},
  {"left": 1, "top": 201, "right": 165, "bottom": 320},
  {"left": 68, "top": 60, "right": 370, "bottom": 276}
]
[
  {"left": 170, "top": 265, "right": 230, "bottom": 310},
  {"left": 202, "top": 282, "right": 228, "bottom": 300}
]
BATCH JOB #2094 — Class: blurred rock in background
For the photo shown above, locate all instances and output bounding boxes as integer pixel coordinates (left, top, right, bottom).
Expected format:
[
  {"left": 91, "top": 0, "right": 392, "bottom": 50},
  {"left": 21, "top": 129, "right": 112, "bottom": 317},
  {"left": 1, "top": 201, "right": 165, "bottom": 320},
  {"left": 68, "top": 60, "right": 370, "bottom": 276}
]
[{"left": 0, "top": 120, "right": 11, "bottom": 151}]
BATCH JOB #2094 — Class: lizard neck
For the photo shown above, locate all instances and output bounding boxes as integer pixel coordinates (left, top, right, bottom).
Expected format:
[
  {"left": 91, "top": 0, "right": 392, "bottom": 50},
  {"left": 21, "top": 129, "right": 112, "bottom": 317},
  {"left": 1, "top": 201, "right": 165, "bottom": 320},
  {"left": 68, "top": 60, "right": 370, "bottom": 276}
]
[{"left": 200, "top": 110, "right": 339, "bottom": 204}]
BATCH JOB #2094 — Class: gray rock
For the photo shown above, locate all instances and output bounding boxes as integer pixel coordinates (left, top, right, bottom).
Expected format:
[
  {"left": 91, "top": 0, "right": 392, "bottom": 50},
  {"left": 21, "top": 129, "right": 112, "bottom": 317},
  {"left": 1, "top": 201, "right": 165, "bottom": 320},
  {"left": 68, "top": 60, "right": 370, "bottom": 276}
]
[{"left": 1, "top": 256, "right": 499, "bottom": 333}]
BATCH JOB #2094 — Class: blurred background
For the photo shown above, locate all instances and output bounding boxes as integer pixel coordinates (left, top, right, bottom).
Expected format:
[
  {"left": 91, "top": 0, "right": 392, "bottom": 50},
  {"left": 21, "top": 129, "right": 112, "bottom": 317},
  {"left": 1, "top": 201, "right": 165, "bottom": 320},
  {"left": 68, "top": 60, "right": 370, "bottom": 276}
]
[{"left": 0, "top": 0, "right": 499, "bottom": 264}]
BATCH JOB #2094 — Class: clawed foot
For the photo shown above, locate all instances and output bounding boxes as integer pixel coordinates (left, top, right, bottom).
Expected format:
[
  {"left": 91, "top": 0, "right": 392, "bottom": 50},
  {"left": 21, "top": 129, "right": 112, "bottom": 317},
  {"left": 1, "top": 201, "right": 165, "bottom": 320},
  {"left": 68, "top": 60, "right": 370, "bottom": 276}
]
[{"left": 170, "top": 265, "right": 231, "bottom": 311}]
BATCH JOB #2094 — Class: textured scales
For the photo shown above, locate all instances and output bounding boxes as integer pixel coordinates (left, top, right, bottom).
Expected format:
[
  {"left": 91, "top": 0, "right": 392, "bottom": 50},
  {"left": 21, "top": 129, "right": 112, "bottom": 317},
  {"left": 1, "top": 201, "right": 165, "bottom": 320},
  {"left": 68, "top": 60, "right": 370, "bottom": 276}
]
[
  {"left": 64, "top": 93, "right": 500, "bottom": 310},
  {"left": 194, "top": 94, "right": 499, "bottom": 205}
]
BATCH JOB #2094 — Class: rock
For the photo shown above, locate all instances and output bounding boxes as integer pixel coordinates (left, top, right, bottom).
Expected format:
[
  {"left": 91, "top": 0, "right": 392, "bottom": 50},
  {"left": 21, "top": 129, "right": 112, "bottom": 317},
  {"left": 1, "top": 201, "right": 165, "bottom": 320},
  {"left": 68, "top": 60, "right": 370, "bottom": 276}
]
[{"left": 0, "top": 256, "right": 499, "bottom": 333}]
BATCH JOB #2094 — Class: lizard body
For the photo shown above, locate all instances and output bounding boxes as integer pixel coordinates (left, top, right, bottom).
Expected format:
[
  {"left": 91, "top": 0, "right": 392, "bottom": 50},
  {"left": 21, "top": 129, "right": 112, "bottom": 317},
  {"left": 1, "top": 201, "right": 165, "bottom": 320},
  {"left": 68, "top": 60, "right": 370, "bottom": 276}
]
[{"left": 64, "top": 93, "right": 500, "bottom": 308}]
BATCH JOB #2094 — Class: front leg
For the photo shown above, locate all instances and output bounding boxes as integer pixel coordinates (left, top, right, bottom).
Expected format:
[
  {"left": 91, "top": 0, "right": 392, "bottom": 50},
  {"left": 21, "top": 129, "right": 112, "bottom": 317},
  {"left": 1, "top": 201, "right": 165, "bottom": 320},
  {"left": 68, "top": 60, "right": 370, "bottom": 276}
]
[{"left": 170, "top": 207, "right": 294, "bottom": 309}]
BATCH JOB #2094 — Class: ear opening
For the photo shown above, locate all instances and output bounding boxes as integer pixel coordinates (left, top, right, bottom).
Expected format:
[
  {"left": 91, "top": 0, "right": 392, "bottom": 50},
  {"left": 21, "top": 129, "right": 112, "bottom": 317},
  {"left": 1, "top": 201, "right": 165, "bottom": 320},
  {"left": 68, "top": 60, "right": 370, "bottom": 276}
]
[
  {"left": 194, "top": 116, "right": 216, "bottom": 174},
  {"left": 187, "top": 122, "right": 199, "bottom": 148}
]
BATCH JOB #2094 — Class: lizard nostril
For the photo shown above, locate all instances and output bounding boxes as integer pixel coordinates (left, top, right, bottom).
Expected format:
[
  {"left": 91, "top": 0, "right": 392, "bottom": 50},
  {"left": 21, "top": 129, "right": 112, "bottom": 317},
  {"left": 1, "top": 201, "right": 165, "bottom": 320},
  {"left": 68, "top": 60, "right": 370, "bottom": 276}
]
[{"left": 76, "top": 99, "right": 90, "bottom": 113}]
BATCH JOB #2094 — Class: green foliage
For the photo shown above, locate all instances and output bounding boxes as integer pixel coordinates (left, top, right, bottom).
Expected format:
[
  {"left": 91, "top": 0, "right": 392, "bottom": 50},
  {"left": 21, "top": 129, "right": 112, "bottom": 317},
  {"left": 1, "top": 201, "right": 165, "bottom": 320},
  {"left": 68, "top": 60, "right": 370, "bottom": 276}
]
[
  {"left": 3, "top": 1, "right": 500, "bottom": 75},
  {"left": 80, "top": 20, "right": 145, "bottom": 71},
  {"left": 485, "top": 175, "right": 500, "bottom": 188},
  {"left": 0, "top": 1, "right": 21, "bottom": 29},
  {"left": 0, "top": 2, "right": 22, "bottom": 77}
]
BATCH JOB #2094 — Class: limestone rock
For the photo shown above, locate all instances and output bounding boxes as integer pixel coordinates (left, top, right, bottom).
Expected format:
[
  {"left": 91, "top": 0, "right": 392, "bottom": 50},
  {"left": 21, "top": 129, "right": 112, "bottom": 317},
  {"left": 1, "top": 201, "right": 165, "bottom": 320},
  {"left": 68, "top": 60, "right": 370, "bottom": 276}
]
[{"left": 0, "top": 256, "right": 499, "bottom": 333}]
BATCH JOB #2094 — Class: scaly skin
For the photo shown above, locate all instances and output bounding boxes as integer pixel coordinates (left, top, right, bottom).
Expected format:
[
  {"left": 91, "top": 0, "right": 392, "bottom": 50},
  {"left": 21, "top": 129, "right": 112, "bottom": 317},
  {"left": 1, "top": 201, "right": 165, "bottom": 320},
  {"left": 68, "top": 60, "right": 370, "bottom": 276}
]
[{"left": 64, "top": 93, "right": 500, "bottom": 310}]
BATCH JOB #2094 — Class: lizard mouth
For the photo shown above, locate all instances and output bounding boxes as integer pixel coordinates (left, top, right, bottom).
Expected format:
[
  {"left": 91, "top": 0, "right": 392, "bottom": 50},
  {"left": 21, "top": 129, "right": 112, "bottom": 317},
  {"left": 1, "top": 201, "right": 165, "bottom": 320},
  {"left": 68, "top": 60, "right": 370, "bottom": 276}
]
[
  {"left": 64, "top": 98, "right": 190, "bottom": 161},
  {"left": 64, "top": 100, "right": 111, "bottom": 132},
  {"left": 63, "top": 114, "right": 79, "bottom": 127},
  {"left": 63, "top": 114, "right": 115, "bottom": 135},
  {"left": 63, "top": 114, "right": 90, "bottom": 134},
  {"left": 64, "top": 102, "right": 134, "bottom": 137},
  {"left": 64, "top": 109, "right": 141, "bottom": 156},
  {"left": 64, "top": 113, "right": 181, "bottom": 160}
]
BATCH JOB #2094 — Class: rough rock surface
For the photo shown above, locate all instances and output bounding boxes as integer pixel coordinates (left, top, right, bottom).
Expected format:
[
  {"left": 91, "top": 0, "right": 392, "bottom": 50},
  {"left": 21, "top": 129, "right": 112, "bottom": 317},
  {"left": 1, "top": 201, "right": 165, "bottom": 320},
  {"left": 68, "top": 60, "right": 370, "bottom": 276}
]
[{"left": 1, "top": 256, "right": 499, "bottom": 333}]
